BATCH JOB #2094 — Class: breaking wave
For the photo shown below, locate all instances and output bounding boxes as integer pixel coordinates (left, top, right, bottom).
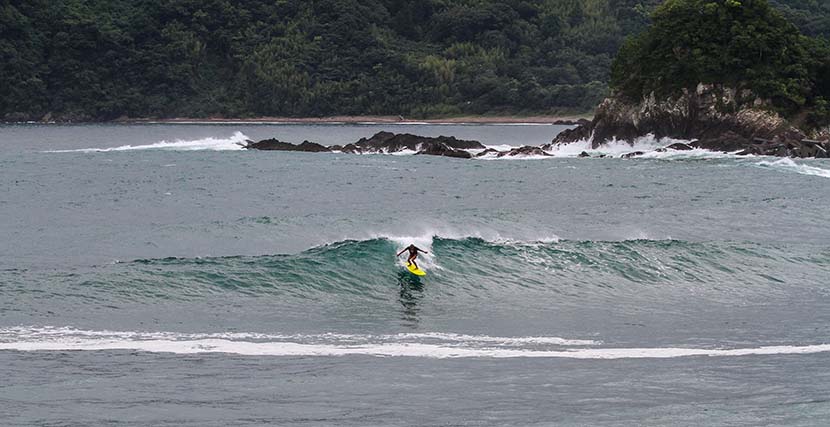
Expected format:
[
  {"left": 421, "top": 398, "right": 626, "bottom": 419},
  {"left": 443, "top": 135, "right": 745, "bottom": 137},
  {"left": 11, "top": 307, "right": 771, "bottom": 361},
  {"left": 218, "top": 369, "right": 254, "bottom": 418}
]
[
  {"left": 1, "top": 326, "right": 827, "bottom": 359},
  {"left": 41, "top": 131, "right": 830, "bottom": 173},
  {"left": 44, "top": 131, "right": 250, "bottom": 152},
  {"left": 4, "top": 236, "right": 828, "bottom": 307},
  {"left": 755, "top": 157, "right": 830, "bottom": 179}
]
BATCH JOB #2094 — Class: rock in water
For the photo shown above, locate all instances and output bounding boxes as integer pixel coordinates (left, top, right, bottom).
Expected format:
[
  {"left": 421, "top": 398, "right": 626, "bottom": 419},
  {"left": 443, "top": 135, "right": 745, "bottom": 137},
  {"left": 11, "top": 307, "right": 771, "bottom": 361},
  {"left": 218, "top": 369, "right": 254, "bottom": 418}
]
[
  {"left": 665, "top": 143, "right": 693, "bottom": 151},
  {"left": 245, "top": 139, "right": 330, "bottom": 152},
  {"left": 475, "top": 148, "right": 501, "bottom": 157},
  {"left": 416, "top": 142, "right": 472, "bottom": 159},
  {"left": 295, "top": 141, "right": 330, "bottom": 152},
  {"left": 621, "top": 151, "right": 645, "bottom": 159},
  {"left": 496, "top": 146, "right": 551, "bottom": 157},
  {"left": 551, "top": 84, "right": 829, "bottom": 158},
  {"left": 244, "top": 132, "right": 484, "bottom": 159},
  {"left": 352, "top": 131, "right": 485, "bottom": 153}
]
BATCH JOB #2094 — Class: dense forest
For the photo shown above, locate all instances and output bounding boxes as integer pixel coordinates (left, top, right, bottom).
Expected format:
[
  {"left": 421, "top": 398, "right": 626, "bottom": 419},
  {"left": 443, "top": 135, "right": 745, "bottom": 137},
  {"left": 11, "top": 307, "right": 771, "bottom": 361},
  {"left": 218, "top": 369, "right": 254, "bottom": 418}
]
[
  {"left": 611, "top": 0, "right": 830, "bottom": 127},
  {"left": 0, "top": 0, "right": 828, "bottom": 121}
]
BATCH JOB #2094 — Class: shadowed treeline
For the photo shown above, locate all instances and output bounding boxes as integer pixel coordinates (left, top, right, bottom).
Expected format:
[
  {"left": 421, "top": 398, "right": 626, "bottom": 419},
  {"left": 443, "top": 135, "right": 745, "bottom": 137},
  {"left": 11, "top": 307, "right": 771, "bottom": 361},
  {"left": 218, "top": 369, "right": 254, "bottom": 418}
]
[{"left": 1, "top": 0, "right": 828, "bottom": 121}]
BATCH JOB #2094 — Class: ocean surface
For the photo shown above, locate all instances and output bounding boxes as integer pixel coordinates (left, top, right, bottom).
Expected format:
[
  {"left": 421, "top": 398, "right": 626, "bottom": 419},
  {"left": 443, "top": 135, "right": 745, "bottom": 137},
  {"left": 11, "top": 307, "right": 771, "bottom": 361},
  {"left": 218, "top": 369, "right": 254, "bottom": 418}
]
[{"left": 1, "top": 123, "right": 830, "bottom": 426}]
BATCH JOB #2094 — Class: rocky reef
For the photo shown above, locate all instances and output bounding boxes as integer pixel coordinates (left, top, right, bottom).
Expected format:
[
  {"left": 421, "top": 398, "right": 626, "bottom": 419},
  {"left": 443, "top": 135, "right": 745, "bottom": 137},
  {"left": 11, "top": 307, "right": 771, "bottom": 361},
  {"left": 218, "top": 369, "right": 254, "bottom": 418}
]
[
  {"left": 547, "top": 84, "right": 830, "bottom": 157},
  {"left": 551, "top": 84, "right": 830, "bottom": 158},
  {"left": 245, "top": 139, "right": 330, "bottom": 152},
  {"left": 242, "top": 131, "right": 562, "bottom": 159},
  {"left": 242, "top": 132, "right": 481, "bottom": 158},
  {"left": 330, "top": 131, "right": 482, "bottom": 158}
]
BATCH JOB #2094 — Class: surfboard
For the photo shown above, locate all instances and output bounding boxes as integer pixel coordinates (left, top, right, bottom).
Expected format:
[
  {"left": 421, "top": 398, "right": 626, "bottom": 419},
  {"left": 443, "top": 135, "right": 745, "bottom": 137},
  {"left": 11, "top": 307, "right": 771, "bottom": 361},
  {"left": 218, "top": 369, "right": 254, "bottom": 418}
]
[{"left": 406, "top": 263, "right": 426, "bottom": 276}]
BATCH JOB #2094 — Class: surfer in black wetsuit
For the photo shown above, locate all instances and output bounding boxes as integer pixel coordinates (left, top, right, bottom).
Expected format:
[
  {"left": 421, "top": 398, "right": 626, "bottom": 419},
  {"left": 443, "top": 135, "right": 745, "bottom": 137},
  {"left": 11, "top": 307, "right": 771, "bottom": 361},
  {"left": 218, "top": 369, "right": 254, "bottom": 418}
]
[{"left": 397, "top": 244, "right": 428, "bottom": 269}]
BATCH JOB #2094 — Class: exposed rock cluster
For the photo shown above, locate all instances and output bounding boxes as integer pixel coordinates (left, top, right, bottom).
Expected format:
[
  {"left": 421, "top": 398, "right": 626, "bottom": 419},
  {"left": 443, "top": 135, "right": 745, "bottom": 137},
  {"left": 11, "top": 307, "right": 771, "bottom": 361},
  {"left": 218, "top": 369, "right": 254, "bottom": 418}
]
[
  {"left": 551, "top": 84, "right": 830, "bottom": 158},
  {"left": 245, "top": 139, "right": 329, "bottom": 152},
  {"left": 331, "top": 131, "right": 481, "bottom": 158},
  {"left": 242, "top": 131, "right": 558, "bottom": 159}
]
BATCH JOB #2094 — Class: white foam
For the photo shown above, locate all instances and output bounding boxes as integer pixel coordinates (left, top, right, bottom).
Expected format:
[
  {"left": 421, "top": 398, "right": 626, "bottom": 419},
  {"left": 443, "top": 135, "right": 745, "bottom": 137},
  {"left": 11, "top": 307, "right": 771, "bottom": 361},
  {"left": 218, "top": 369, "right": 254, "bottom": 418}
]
[
  {"left": 474, "top": 134, "right": 736, "bottom": 160},
  {"left": 467, "top": 144, "right": 515, "bottom": 156},
  {"left": 755, "top": 158, "right": 830, "bottom": 178},
  {"left": 366, "top": 229, "right": 563, "bottom": 270},
  {"left": 5, "top": 341, "right": 828, "bottom": 359},
  {"left": 637, "top": 148, "right": 743, "bottom": 160},
  {"left": 545, "top": 134, "right": 683, "bottom": 158},
  {"left": 476, "top": 152, "right": 553, "bottom": 161},
  {"left": 348, "top": 147, "right": 419, "bottom": 156},
  {"left": 0, "top": 327, "right": 596, "bottom": 346},
  {"left": 402, "top": 332, "right": 594, "bottom": 346},
  {"left": 44, "top": 132, "right": 250, "bottom": 153},
  {"left": 1, "top": 327, "right": 827, "bottom": 359},
  {"left": 382, "top": 232, "right": 440, "bottom": 270}
]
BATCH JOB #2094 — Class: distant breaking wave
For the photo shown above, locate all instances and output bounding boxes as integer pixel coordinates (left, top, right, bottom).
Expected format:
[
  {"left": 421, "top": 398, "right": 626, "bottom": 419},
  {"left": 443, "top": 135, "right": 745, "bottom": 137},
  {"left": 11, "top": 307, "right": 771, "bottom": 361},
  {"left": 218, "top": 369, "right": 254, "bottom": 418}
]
[
  {"left": 1, "top": 326, "right": 828, "bottom": 360},
  {"left": 755, "top": 157, "right": 830, "bottom": 179},
  {"left": 40, "top": 131, "right": 830, "bottom": 178},
  {"left": 44, "top": 131, "right": 250, "bottom": 152}
]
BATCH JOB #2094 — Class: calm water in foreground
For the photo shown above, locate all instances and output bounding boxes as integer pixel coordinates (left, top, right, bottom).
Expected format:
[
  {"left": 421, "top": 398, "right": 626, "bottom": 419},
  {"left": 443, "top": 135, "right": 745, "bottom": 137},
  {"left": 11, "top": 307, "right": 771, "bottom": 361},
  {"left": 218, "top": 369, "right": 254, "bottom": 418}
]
[{"left": 1, "top": 123, "right": 830, "bottom": 426}]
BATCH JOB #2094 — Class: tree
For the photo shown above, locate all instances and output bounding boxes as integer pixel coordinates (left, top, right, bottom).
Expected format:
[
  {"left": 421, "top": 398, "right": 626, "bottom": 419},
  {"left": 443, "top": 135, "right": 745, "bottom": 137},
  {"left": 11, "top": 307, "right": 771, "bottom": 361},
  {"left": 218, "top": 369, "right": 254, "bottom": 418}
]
[{"left": 611, "top": 0, "right": 830, "bottom": 121}]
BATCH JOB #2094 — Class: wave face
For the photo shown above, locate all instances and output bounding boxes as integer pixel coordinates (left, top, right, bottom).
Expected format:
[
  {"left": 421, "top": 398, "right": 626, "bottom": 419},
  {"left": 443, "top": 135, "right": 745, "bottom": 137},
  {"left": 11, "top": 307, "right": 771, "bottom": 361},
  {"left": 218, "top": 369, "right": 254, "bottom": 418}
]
[
  {"left": 5, "top": 237, "right": 828, "bottom": 319},
  {"left": 132, "top": 236, "right": 829, "bottom": 296}
]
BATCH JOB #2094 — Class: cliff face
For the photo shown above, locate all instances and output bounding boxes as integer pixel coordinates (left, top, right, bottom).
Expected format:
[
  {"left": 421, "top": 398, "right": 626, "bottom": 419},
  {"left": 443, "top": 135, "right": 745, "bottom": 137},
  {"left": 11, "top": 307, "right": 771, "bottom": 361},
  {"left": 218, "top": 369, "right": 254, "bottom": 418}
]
[{"left": 552, "top": 84, "right": 830, "bottom": 158}]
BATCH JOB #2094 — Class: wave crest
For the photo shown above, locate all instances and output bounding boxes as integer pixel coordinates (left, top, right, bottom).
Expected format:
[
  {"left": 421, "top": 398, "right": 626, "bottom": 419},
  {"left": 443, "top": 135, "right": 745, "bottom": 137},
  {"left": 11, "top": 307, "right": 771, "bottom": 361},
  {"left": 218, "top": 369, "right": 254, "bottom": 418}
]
[
  {"left": 45, "top": 132, "right": 250, "bottom": 152},
  {"left": 755, "top": 157, "right": 830, "bottom": 178}
]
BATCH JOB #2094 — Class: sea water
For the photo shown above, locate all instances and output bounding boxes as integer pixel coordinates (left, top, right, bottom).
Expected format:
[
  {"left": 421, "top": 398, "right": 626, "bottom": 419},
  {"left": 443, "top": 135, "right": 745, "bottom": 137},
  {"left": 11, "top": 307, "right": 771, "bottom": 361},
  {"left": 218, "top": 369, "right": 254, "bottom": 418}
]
[{"left": 1, "top": 123, "right": 830, "bottom": 426}]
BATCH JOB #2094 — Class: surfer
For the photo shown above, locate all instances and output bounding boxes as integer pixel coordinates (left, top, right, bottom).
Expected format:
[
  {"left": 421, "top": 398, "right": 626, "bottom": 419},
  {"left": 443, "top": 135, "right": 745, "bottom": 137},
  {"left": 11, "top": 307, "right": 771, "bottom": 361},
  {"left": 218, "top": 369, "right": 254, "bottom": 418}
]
[{"left": 397, "top": 244, "right": 428, "bottom": 270}]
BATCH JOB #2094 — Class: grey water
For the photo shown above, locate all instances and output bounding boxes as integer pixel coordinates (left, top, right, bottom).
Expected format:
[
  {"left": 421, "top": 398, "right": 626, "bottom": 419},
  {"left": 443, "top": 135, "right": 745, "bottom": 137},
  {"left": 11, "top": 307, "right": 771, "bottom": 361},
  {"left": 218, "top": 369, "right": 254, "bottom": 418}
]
[{"left": 2, "top": 123, "right": 830, "bottom": 426}]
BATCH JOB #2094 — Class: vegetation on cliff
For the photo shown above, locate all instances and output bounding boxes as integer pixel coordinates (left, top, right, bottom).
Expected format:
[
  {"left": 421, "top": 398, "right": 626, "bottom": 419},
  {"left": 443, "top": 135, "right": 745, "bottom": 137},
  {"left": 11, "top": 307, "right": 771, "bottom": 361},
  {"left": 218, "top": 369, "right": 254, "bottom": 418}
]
[
  {"left": 1, "top": 0, "right": 829, "bottom": 121},
  {"left": 610, "top": 0, "right": 830, "bottom": 127}
]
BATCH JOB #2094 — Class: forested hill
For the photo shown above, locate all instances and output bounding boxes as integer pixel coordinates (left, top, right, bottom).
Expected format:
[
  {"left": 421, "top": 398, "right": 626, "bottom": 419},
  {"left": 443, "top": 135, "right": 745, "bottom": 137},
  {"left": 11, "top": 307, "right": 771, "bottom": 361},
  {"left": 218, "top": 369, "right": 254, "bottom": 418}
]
[{"left": 1, "top": 0, "right": 828, "bottom": 121}]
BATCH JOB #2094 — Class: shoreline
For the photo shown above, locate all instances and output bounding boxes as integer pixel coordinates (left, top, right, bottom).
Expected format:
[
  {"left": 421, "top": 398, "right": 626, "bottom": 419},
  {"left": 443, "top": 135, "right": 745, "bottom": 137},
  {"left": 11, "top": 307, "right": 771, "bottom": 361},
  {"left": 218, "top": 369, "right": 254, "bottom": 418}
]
[
  {"left": 5, "top": 115, "right": 593, "bottom": 125},
  {"left": 137, "top": 115, "right": 591, "bottom": 125}
]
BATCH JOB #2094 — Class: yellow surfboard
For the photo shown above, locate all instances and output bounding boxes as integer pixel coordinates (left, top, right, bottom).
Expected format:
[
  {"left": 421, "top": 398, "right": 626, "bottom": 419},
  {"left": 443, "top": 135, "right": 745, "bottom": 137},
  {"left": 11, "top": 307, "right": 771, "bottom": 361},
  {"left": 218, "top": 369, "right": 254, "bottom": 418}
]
[{"left": 406, "top": 263, "right": 426, "bottom": 276}]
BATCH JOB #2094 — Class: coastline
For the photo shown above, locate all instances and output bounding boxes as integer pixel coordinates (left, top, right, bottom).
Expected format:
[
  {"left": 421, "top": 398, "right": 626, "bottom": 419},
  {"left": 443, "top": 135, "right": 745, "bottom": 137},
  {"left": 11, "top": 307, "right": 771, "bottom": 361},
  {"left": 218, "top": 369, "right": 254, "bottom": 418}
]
[{"left": 121, "top": 115, "right": 593, "bottom": 125}]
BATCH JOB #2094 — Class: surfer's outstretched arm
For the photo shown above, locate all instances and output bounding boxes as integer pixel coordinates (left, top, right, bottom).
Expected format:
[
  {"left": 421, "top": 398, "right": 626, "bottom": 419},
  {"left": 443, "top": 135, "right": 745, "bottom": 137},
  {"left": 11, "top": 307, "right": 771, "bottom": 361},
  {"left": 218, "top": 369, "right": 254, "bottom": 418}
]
[{"left": 396, "top": 249, "right": 405, "bottom": 257}]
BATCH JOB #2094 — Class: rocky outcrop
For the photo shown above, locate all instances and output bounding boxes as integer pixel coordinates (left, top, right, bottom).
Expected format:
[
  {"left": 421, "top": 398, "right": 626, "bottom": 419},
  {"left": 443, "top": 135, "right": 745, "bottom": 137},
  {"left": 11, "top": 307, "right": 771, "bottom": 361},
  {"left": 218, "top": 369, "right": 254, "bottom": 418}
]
[
  {"left": 621, "top": 151, "right": 645, "bottom": 159},
  {"left": 416, "top": 142, "right": 472, "bottom": 159},
  {"left": 243, "top": 132, "right": 483, "bottom": 159},
  {"left": 475, "top": 148, "right": 501, "bottom": 157},
  {"left": 348, "top": 131, "right": 485, "bottom": 153},
  {"left": 552, "top": 118, "right": 591, "bottom": 126},
  {"left": 736, "top": 138, "right": 830, "bottom": 158},
  {"left": 665, "top": 142, "right": 693, "bottom": 151},
  {"left": 551, "top": 84, "right": 830, "bottom": 158},
  {"left": 496, "top": 145, "right": 550, "bottom": 157},
  {"left": 332, "top": 132, "right": 484, "bottom": 158},
  {"left": 244, "top": 139, "right": 330, "bottom": 152}
]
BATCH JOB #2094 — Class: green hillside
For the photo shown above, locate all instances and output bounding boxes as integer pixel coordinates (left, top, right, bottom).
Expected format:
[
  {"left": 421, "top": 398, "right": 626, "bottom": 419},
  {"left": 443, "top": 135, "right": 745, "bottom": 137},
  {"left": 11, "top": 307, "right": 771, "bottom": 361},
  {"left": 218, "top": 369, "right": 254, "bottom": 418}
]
[
  {"left": 611, "top": 0, "right": 830, "bottom": 127},
  {"left": 0, "top": 0, "right": 827, "bottom": 121}
]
